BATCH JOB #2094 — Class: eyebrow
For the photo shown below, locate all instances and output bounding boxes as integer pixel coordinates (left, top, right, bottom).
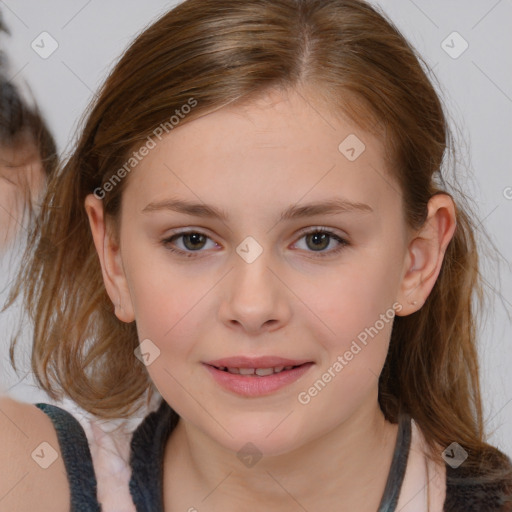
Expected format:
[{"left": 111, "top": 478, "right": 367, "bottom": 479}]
[{"left": 142, "top": 197, "right": 373, "bottom": 222}]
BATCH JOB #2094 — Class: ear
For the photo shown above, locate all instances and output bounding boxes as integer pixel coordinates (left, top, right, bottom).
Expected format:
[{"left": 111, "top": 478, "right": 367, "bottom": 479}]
[
  {"left": 396, "top": 193, "right": 457, "bottom": 316},
  {"left": 84, "top": 194, "right": 135, "bottom": 322}
]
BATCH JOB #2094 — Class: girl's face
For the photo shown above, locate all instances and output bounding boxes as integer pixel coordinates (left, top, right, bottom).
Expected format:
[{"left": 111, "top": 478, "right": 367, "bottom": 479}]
[{"left": 104, "top": 88, "right": 415, "bottom": 455}]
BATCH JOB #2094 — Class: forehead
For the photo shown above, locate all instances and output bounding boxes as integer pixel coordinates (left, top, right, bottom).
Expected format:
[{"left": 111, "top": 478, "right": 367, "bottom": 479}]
[{"left": 122, "top": 88, "right": 400, "bottom": 219}]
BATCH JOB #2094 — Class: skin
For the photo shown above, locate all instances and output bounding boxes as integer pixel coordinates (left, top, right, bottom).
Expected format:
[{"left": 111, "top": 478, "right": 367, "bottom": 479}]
[
  {"left": 0, "top": 140, "right": 45, "bottom": 250},
  {"left": 85, "top": 86, "right": 456, "bottom": 510}
]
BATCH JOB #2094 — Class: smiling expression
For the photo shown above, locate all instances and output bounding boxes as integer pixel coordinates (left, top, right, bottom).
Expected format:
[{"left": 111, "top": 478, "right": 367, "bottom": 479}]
[{"left": 109, "top": 87, "right": 412, "bottom": 455}]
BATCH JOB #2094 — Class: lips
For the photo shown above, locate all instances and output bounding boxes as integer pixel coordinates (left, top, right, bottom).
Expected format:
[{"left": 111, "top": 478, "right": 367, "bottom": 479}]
[
  {"left": 205, "top": 356, "right": 312, "bottom": 369},
  {"left": 203, "top": 359, "right": 314, "bottom": 398},
  {"left": 203, "top": 357, "right": 314, "bottom": 397}
]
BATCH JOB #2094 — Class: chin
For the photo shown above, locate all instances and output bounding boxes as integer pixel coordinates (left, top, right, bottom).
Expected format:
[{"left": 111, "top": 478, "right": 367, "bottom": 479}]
[{"left": 205, "top": 416, "right": 307, "bottom": 459}]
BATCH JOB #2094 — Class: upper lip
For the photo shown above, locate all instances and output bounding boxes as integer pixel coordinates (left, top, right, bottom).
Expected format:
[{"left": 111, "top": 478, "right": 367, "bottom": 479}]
[{"left": 204, "top": 356, "right": 313, "bottom": 369}]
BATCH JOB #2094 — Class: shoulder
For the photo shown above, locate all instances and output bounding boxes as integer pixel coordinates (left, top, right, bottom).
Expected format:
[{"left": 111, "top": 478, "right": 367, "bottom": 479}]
[
  {"left": 444, "top": 445, "right": 512, "bottom": 512},
  {"left": 0, "top": 395, "right": 70, "bottom": 512}
]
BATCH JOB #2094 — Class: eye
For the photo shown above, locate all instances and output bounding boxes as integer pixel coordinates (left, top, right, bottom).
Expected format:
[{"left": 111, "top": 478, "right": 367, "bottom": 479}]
[
  {"left": 161, "top": 230, "right": 218, "bottom": 258},
  {"left": 293, "top": 227, "right": 349, "bottom": 258},
  {"left": 161, "top": 227, "right": 349, "bottom": 259}
]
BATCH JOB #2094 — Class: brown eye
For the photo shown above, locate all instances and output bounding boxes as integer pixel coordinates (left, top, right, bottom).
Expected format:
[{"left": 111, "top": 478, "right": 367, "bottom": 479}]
[
  {"left": 180, "top": 232, "right": 207, "bottom": 250},
  {"left": 294, "top": 228, "right": 349, "bottom": 258},
  {"left": 161, "top": 230, "right": 217, "bottom": 258},
  {"left": 305, "top": 232, "right": 330, "bottom": 251}
]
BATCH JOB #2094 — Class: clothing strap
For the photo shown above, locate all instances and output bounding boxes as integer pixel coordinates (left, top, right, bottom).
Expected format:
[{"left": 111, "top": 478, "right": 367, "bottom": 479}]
[
  {"left": 35, "top": 402, "right": 102, "bottom": 512},
  {"left": 128, "top": 398, "right": 179, "bottom": 511},
  {"left": 376, "top": 412, "right": 412, "bottom": 512}
]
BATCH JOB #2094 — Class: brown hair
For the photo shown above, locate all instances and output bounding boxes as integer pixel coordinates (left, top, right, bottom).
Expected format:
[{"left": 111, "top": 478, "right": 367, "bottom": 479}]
[{"left": 5, "top": 0, "right": 512, "bottom": 483}]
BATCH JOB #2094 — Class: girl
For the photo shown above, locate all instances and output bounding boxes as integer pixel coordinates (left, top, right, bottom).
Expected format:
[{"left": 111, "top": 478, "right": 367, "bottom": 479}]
[{"left": 2, "top": 0, "right": 511, "bottom": 510}]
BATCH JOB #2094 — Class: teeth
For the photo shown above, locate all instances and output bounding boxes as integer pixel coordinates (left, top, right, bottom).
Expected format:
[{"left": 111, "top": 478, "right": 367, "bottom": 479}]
[
  {"left": 218, "top": 365, "right": 299, "bottom": 376},
  {"left": 255, "top": 368, "right": 274, "bottom": 376}
]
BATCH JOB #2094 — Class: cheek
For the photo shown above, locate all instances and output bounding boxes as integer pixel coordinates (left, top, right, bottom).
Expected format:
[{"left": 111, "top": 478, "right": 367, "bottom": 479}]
[
  {"left": 294, "top": 267, "right": 397, "bottom": 428},
  {"left": 125, "top": 247, "right": 218, "bottom": 373},
  {"left": 297, "top": 245, "right": 402, "bottom": 402},
  {"left": 129, "top": 263, "right": 207, "bottom": 348},
  {"left": 127, "top": 260, "right": 213, "bottom": 407},
  {"left": 308, "top": 256, "right": 399, "bottom": 345}
]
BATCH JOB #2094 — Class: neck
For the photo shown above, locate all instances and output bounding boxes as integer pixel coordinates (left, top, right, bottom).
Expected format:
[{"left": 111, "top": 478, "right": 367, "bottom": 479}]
[{"left": 164, "top": 393, "right": 400, "bottom": 511}]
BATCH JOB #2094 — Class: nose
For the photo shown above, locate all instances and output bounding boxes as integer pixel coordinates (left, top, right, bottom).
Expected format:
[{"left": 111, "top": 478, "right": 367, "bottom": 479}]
[{"left": 218, "top": 242, "right": 292, "bottom": 336}]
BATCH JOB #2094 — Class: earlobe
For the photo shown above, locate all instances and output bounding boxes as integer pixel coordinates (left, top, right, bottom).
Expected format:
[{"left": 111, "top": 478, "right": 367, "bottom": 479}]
[
  {"left": 84, "top": 194, "right": 135, "bottom": 322},
  {"left": 396, "top": 193, "right": 457, "bottom": 316}
]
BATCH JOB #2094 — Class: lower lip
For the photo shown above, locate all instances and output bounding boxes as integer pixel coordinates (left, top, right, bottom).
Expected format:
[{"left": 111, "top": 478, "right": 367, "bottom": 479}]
[{"left": 203, "top": 363, "right": 314, "bottom": 397}]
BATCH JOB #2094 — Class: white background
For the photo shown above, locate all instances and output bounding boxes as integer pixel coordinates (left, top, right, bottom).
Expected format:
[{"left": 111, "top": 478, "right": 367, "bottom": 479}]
[{"left": 0, "top": 0, "right": 511, "bottom": 456}]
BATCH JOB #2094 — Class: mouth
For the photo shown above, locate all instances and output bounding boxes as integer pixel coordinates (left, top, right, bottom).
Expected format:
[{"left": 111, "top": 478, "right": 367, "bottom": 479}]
[
  {"left": 207, "top": 364, "right": 306, "bottom": 376},
  {"left": 203, "top": 361, "right": 314, "bottom": 397}
]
